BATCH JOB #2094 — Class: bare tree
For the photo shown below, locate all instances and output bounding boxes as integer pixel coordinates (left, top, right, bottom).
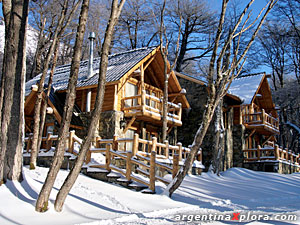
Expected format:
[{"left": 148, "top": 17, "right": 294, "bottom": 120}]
[
  {"left": 35, "top": 0, "right": 90, "bottom": 212},
  {"left": 258, "top": 22, "right": 290, "bottom": 89},
  {"left": 114, "top": 0, "right": 157, "bottom": 51},
  {"left": 157, "top": 0, "right": 181, "bottom": 141},
  {"left": 30, "top": 0, "right": 80, "bottom": 170},
  {"left": 0, "top": 0, "right": 29, "bottom": 184},
  {"left": 166, "top": 0, "right": 216, "bottom": 73},
  {"left": 54, "top": 0, "right": 126, "bottom": 212},
  {"left": 166, "top": 0, "right": 277, "bottom": 197}
]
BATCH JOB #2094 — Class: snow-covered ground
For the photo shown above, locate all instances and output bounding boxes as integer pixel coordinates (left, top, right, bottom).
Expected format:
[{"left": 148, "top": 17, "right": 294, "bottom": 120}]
[{"left": 1, "top": 166, "right": 300, "bottom": 225}]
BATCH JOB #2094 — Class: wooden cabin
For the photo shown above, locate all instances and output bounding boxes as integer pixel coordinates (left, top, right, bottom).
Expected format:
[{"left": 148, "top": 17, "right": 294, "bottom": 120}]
[
  {"left": 25, "top": 46, "right": 189, "bottom": 144},
  {"left": 176, "top": 72, "right": 300, "bottom": 174}
]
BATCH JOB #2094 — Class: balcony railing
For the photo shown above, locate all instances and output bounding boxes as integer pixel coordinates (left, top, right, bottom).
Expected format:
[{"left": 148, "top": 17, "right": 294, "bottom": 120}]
[
  {"left": 243, "top": 145, "right": 300, "bottom": 166},
  {"left": 242, "top": 108, "right": 279, "bottom": 133},
  {"left": 122, "top": 90, "right": 182, "bottom": 126}
]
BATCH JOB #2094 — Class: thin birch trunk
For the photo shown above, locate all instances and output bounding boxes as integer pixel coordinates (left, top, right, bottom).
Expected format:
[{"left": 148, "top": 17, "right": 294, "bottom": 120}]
[
  {"left": 30, "top": 1, "right": 69, "bottom": 169},
  {"left": 35, "top": 0, "right": 90, "bottom": 212},
  {"left": 54, "top": 0, "right": 126, "bottom": 212}
]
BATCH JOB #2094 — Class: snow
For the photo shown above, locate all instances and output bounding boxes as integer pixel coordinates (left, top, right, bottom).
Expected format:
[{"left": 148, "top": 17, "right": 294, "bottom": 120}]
[
  {"left": 0, "top": 22, "right": 38, "bottom": 56},
  {"left": 228, "top": 74, "right": 264, "bottom": 104},
  {"left": 1, "top": 167, "right": 300, "bottom": 224}
]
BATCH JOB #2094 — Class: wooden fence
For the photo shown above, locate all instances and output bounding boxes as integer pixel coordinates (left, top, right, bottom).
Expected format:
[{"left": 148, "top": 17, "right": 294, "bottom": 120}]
[
  {"left": 25, "top": 131, "right": 203, "bottom": 193},
  {"left": 243, "top": 144, "right": 300, "bottom": 166}
]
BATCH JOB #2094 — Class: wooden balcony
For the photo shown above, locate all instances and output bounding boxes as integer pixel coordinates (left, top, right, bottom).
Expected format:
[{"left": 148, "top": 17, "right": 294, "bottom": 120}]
[
  {"left": 121, "top": 90, "right": 182, "bottom": 126},
  {"left": 243, "top": 145, "right": 300, "bottom": 166},
  {"left": 242, "top": 109, "right": 279, "bottom": 134}
]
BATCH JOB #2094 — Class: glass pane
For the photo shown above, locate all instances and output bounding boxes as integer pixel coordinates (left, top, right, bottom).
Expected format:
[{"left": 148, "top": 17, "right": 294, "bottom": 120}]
[{"left": 125, "top": 83, "right": 138, "bottom": 107}]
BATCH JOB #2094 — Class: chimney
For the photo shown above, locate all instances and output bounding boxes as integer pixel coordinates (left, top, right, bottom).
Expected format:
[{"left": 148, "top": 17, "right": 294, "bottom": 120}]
[{"left": 86, "top": 32, "right": 95, "bottom": 112}]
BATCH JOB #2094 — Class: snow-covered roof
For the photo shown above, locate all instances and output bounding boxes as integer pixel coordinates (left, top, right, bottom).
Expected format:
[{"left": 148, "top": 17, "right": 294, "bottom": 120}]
[
  {"left": 25, "top": 46, "right": 157, "bottom": 96},
  {"left": 228, "top": 74, "right": 264, "bottom": 104}
]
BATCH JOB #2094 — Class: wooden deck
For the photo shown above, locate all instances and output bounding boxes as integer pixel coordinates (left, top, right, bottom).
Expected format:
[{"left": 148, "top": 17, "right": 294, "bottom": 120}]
[
  {"left": 122, "top": 90, "right": 182, "bottom": 126},
  {"left": 242, "top": 109, "right": 279, "bottom": 134}
]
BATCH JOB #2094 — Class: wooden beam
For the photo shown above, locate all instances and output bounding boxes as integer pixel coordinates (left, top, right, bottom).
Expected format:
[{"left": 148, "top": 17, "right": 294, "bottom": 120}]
[
  {"left": 144, "top": 55, "right": 156, "bottom": 71},
  {"left": 123, "top": 116, "right": 136, "bottom": 134}
]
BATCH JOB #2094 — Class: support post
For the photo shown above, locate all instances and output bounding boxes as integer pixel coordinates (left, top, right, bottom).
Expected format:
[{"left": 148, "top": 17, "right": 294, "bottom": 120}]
[
  {"left": 113, "top": 135, "right": 118, "bottom": 151},
  {"left": 132, "top": 133, "right": 139, "bottom": 156},
  {"left": 69, "top": 130, "right": 75, "bottom": 153},
  {"left": 46, "top": 132, "right": 52, "bottom": 151},
  {"left": 164, "top": 140, "right": 169, "bottom": 158},
  {"left": 106, "top": 144, "right": 111, "bottom": 172},
  {"left": 257, "top": 145, "right": 261, "bottom": 161},
  {"left": 149, "top": 150, "right": 156, "bottom": 193},
  {"left": 261, "top": 109, "right": 265, "bottom": 124},
  {"left": 274, "top": 145, "right": 279, "bottom": 160},
  {"left": 177, "top": 142, "right": 182, "bottom": 161},
  {"left": 172, "top": 154, "right": 179, "bottom": 178},
  {"left": 126, "top": 151, "right": 132, "bottom": 181}
]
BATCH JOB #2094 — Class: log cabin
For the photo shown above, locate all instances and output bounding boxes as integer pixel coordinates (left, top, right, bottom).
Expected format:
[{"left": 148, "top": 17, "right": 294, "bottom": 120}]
[
  {"left": 176, "top": 72, "right": 300, "bottom": 174},
  {"left": 24, "top": 46, "right": 190, "bottom": 146}
]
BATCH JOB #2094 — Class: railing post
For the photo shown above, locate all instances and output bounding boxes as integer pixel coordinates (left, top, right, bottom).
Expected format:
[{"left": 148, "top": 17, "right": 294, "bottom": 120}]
[
  {"left": 106, "top": 144, "right": 112, "bottom": 172},
  {"left": 132, "top": 133, "right": 139, "bottom": 156},
  {"left": 285, "top": 148, "right": 289, "bottom": 161},
  {"left": 151, "top": 137, "right": 157, "bottom": 153},
  {"left": 164, "top": 140, "right": 169, "bottom": 158},
  {"left": 85, "top": 148, "right": 92, "bottom": 164},
  {"left": 177, "top": 142, "right": 182, "bottom": 161},
  {"left": 126, "top": 151, "right": 132, "bottom": 181},
  {"left": 274, "top": 145, "right": 279, "bottom": 160},
  {"left": 113, "top": 135, "right": 118, "bottom": 151},
  {"left": 257, "top": 145, "right": 261, "bottom": 161},
  {"left": 26, "top": 133, "right": 33, "bottom": 153},
  {"left": 198, "top": 148, "right": 202, "bottom": 162},
  {"left": 141, "top": 90, "right": 146, "bottom": 113},
  {"left": 261, "top": 109, "right": 265, "bottom": 124},
  {"left": 178, "top": 103, "right": 182, "bottom": 121},
  {"left": 149, "top": 150, "right": 156, "bottom": 193},
  {"left": 46, "top": 132, "right": 52, "bottom": 151},
  {"left": 172, "top": 154, "right": 179, "bottom": 178},
  {"left": 68, "top": 130, "right": 75, "bottom": 153},
  {"left": 96, "top": 136, "right": 101, "bottom": 148}
]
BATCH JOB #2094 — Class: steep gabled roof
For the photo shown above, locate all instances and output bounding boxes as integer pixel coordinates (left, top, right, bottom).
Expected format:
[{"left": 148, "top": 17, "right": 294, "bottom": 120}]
[
  {"left": 228, "top": 74, "right": 265, "bottom": 104},
  {"left": 25, "top": 46, "right": 157, "bottom": 96}
]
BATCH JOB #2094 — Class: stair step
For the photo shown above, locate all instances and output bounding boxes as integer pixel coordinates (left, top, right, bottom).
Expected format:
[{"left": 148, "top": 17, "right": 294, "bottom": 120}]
[{"left": 128, "top": 181, "right": 148, "bottom": 192}]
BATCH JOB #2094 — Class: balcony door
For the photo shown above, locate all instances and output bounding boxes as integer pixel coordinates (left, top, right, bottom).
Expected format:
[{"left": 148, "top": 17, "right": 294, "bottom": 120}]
[{"left": 125, "top": 82, "right": 138, "bottom": 107}]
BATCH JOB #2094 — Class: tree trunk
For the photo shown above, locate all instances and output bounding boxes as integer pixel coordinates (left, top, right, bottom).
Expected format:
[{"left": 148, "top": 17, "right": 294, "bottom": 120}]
[
  {"left": 30, "top": 1, "right": 68, "bottom": 170},
  {"left": 166, "top": 98, "right": 217, "bottom": 196},
  {"left": 35, "top": 0, "right": 90, "bottom": 212},
  {"left": 37, "top": 44, "right": 60, "bottom": 153},
  {"left": 0, "top": 0, "right": 29, "bottom": 184},
  {"left": 211, "top": 100, "right": 225, "bottom": 175},
  {"left": 54, "top": 0, "right": 126, "bottom": 212}
]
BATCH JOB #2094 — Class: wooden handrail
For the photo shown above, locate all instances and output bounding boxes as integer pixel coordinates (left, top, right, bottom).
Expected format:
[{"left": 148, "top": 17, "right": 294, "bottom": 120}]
[{"left": 243, "top": 144, "right": 300, "bottom": 165}]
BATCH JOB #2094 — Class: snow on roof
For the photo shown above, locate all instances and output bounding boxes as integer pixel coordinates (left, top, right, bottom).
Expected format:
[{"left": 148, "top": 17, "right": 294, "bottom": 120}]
[
  {"left": 228, "top": 74, "right": 264, "bottom": 104},
  {"left": 25, "top": 46, "right": 157, "bottom": 96}
]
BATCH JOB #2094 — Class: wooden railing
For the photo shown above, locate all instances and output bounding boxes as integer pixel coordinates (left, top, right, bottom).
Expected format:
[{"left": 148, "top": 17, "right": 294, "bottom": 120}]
[
  {"left": 86, "top": 134, "right": 202, "bottom": 192},
  {"left": 24, "top": 130, "right": 82, "bottom": 154},
  {"left": 24, "top": 132, "right": 203, "bottom": 193},
  {"left": 242, "top": 108, "right": 279, "bottom": 132},
  {"left": 122, "top": 90, "right": 182, "bottom": 125},
  {"left": 243, "top": 145, "right": 300, "bottom": 165}
]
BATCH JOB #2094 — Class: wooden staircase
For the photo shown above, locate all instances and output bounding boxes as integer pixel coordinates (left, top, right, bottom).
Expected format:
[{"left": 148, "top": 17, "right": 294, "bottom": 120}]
[{"left": 24, "top": 131, "right": 204, "bottom": 194}]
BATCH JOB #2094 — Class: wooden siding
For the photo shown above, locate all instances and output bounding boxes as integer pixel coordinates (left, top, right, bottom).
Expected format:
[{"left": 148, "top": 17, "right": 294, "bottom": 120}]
[{"left": 76, "top": 84, "right": 116, "bottom": 112}]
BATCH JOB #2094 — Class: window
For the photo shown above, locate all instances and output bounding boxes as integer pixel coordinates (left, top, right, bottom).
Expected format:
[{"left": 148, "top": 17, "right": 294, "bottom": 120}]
[{"left": 125, "top": 82, "right": 138, "bottom": 107}]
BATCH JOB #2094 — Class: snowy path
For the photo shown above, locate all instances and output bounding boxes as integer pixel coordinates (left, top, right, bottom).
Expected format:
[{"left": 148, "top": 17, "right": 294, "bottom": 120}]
[{"left": 1, "top": 166, "right": 300, "bottom": 224}]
